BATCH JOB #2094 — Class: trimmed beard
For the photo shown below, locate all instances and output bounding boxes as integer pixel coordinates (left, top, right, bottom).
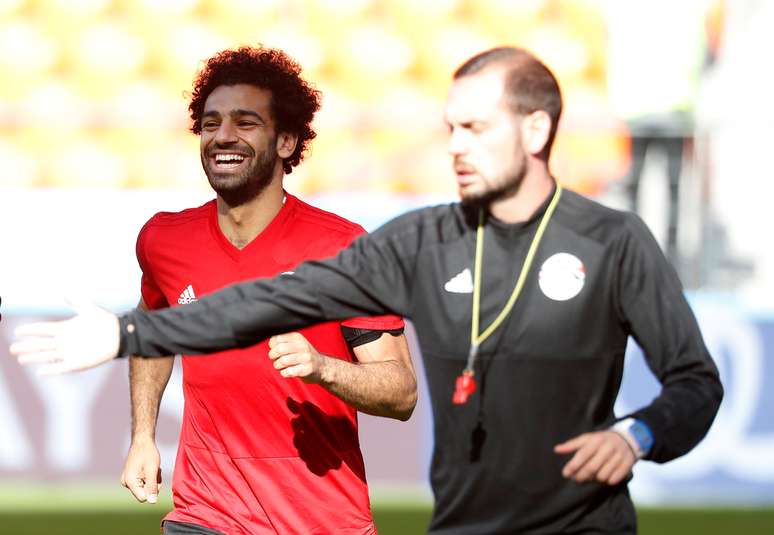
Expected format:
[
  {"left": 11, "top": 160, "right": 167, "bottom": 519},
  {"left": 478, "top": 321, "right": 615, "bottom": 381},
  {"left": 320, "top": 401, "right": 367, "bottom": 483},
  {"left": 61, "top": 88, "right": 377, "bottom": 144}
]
[
  {"left": 203, "top": 142, "right": 278, "bottom": 208},
  {"left": 460, "top": 168, "right": 525, "bottom": 210}
]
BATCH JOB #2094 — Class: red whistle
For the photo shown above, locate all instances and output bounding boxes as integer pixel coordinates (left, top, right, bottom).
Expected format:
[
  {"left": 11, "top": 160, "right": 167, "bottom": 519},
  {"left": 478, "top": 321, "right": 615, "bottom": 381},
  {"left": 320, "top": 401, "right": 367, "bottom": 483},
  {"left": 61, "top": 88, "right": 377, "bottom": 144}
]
[{"left": 452, "top": 371, "right": 477, "bottom": 404}]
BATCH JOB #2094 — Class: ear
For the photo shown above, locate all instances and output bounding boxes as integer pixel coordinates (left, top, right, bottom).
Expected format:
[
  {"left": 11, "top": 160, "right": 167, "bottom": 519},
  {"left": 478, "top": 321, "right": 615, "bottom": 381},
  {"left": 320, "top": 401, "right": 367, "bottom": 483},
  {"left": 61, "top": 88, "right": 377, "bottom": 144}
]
[
  {"left": 520, "top": 110, "right": 552, "bottom": 157},
  {"left": 276, "top": 132, "right": 299, "bottom": 159}
]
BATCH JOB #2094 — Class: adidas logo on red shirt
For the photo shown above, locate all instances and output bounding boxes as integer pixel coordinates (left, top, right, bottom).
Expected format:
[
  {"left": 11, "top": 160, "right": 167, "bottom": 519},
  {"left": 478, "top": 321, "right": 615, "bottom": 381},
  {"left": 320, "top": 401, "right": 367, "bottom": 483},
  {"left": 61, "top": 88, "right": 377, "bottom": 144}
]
[{"left": 177, "top": 284, "right": 198, "bottom": 304}]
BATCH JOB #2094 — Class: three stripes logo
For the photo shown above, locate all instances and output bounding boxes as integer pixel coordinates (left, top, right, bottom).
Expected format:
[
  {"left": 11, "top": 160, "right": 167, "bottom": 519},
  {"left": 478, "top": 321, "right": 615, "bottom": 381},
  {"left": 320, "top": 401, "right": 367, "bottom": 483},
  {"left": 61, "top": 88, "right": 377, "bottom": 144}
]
[{"left": 177, "top": 284, "right": 198, "bottom": 305}]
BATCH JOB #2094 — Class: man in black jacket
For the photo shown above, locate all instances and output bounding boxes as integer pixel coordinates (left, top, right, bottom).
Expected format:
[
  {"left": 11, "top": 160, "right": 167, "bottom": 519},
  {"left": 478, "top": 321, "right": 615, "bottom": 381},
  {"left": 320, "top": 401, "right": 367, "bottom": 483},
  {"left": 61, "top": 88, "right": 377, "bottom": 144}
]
[{"left": 13, "top": 47, "right": 722, "bottom": 534}]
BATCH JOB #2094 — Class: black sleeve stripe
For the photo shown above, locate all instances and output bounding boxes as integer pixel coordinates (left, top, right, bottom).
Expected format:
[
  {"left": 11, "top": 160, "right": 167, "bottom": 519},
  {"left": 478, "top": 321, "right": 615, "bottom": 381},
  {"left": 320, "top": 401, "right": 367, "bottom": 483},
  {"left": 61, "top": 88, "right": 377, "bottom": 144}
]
[{"left": 341, "top": 326, "right": 404, "bottom": 348}]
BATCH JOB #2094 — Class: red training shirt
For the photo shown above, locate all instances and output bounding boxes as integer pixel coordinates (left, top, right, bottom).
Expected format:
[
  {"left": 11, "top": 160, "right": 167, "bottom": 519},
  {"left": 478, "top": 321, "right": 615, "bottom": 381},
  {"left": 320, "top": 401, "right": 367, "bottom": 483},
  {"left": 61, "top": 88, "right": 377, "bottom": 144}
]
[{"left": 136, "top": 193, "right": 403, "bottom": 535}]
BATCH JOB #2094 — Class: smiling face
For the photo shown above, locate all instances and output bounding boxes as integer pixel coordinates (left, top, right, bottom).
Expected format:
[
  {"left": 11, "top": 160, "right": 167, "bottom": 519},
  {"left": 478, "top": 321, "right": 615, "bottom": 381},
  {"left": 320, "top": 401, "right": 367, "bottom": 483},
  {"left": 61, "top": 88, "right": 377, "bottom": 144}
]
[
  {"left": 444, "top": 68, "right": 527, "bottom": 207},
  {"left": 199, "top": 84, "right": 281, "bottom": 205}
]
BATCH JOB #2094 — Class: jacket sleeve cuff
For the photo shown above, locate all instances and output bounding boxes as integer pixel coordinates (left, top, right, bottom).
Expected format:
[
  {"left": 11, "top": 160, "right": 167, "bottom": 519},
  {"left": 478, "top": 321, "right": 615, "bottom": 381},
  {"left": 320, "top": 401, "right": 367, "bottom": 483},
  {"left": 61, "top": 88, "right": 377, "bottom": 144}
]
[{"left": 117, "top": 312, "right": 140, "bottom": 358}]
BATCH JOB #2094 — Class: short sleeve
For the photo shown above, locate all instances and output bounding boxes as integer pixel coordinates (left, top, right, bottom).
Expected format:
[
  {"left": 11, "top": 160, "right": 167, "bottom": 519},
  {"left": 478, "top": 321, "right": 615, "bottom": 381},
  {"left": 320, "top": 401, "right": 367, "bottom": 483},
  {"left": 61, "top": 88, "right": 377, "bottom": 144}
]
[
  {"left": 136, "top": 219, "right": 169, "bottom": 311},
  {"left": 340, "top": 315, "right": 405, "bottom": 330}
]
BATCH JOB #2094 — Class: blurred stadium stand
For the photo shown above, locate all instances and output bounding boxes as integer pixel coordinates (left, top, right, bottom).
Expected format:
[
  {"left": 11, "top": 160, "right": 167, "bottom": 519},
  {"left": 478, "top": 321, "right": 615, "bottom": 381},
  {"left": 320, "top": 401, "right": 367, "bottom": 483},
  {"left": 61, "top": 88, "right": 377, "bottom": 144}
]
[{"left": 0, "top": 0, "right": 626, "bottom": 195}]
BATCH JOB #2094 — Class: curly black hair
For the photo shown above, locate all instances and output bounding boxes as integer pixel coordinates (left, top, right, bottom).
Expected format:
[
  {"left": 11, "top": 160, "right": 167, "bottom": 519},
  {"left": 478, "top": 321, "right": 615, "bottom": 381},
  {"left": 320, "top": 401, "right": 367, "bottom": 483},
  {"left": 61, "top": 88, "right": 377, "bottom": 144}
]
[{"left": 189, "top": 46, "right": 322, "bottom": 174}]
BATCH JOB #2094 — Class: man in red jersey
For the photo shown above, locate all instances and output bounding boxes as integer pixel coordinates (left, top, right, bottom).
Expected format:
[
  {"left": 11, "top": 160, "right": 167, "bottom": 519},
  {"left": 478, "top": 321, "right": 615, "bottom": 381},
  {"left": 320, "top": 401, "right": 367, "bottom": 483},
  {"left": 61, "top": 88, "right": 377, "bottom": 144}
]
[{"left": 118, "top": 47, "right": 416, "bottom": 535}]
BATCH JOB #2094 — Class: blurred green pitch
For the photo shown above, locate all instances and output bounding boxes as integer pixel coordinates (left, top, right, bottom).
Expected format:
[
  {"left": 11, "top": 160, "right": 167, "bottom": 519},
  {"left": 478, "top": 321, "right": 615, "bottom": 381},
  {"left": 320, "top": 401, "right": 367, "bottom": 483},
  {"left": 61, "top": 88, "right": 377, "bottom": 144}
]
[{"left": 1, "top": 485, "right": 772, "bottom": 534}]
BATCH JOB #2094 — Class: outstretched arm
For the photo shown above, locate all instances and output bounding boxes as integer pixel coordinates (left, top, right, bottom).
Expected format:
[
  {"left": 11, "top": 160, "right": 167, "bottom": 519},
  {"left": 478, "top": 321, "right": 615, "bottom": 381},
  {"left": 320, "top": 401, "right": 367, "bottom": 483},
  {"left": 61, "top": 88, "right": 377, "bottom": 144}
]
[
  {"left": 118, "top": 227, "right": 417, "bottom": 359},
  {"left": 11, "top": 217, "right": 421, "bottom": 373}
]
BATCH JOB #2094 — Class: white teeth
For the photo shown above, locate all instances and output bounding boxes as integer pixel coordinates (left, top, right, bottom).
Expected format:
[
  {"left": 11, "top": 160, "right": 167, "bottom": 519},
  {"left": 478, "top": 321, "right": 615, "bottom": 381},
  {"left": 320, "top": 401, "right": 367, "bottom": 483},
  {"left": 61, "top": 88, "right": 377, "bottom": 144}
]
[{"left": 215, "top": 154, "right": 245, "bottom": 163}]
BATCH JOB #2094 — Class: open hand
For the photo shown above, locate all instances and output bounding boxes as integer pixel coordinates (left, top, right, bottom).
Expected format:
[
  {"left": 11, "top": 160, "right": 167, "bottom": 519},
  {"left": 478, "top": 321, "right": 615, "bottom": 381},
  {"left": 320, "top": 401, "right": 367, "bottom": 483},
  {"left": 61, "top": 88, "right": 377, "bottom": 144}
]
[
  {"left": 10, "top": 300, "right": 120, "bottom": 375},
  {"left": 554, "top": 430, "right": 635, "bottom": 485}
]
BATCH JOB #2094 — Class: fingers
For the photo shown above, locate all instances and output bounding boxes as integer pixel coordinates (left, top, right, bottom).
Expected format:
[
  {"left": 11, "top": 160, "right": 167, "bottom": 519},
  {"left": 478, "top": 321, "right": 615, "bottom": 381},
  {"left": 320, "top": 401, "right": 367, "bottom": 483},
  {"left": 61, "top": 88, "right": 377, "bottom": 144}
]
[
  {"left": 14, "top": 322, "right": 62, "bottom": 338},
  {"left": 271, "top": 352, "right": 319, "bottom": 382},
  {"left": 591, "top": 450, "right": 632, "bottom": 485},
  {"left": 129, "top": 478, "right": 149, "bottom": 503},
  {"left": 144, "top": 467, "right": 161, "bottom": 504},
  {"left": 121, "top": 465, "right": 161, "bottom": 504},
  {"left": 557, "top": 435, "right": 595, "bottom": 479},
  {"left": 14, "top": 348, "right": 62, "bottom": 365},
  {"left": 268, "top": 335, "right": 323, "bottom": 383},
  {"left": 553, "top": 434, "right": 586, "bottom": 455},
  {"left": 606, "top": 461, "right": 634, "bottom": 486},
  {"left": 272, "top": 353, "right": 312, "bottom": 378},
  {"left": 268, "top": 342, "right": 300, "bottom": 361},
  {"left": 122, "top": 441, "right": 163, "bottom": 505},
  {"left": 38, "top": 359, "right": 102, "bottom": 376},
  {"left": 568, "top": 445, "right": 609, "bottom": 482},
  {"left": 268, "top": 332, "right": 305, "bottom": 350},
  {"left": 556, "top": 431, "right": 635, "bottom": 485},
  {"left": 278, "top": 363, "right": 312, "bottom": 378},
  {"left": 122, "top": 467, "right": 148, "bottom": 503},
  {"left": 268, "top": 337, "right": 311, "bottom": 361},
  {"left": 595, "top": 449, "right": 631, "bottom": 485},
  {"left": 271, "top": 352, "right": 304, "bottom": 370},
  {"left": 599, "top": 432, "right": 636, "bottom": 485},
  {"left": 13, "top": 308, "right": 120, "bottom": 375},
  {"left": 12, "top": 325, "right": 63, "bottom": 368},
  {"left": 268, "top": 334, "right": 314, "bottom": 368}
]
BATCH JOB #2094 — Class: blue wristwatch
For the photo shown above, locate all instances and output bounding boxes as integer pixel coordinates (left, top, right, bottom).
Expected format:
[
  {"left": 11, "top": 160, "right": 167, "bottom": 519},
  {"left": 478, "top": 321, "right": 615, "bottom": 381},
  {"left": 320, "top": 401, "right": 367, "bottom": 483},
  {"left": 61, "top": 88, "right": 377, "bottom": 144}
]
[{"left": 612, "top": 417, "right": 654, "bottom": 459}]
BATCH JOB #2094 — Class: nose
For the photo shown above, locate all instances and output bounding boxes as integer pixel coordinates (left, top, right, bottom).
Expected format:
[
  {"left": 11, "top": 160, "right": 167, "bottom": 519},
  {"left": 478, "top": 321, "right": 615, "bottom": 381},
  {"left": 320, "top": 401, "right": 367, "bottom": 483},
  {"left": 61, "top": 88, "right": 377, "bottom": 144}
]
[
  {"left": 214, "top": 120, "right": 238, "bottom": 145},
  {"left": 447, "top": 126, "right": 468, "bottom": 156}
]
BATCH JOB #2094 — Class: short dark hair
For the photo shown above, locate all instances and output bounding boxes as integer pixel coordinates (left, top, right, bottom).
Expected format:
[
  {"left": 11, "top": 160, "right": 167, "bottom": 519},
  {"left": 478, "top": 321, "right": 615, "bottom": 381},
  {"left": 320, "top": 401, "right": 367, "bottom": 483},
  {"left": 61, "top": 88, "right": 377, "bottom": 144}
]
[
  {"left": 188, "top": 46, "right": 322, "bottom": 174},
  {"left": 454, "top": 47, "right": 563, "bottom": 159}
]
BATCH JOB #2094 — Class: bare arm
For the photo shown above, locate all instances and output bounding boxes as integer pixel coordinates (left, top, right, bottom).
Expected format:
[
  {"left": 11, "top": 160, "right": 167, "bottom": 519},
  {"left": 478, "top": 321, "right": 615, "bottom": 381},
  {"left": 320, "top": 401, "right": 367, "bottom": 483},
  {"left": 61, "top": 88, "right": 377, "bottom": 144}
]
[
  {"left": 120, "top": 299, "right": 173, "bottom": 504},
  {"left": 129, "top": 324, "right": 174, "bottom": 440},
  {"left": 268, "top": 331, "right": 417, "bottom": 421}
]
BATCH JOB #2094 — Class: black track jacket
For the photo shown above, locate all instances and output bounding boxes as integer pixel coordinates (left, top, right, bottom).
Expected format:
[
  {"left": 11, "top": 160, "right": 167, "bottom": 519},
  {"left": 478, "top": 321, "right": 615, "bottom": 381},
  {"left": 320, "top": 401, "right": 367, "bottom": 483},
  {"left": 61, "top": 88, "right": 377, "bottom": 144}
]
[{"left": 121, "top": 187, "right": 723, "bottom": 534}]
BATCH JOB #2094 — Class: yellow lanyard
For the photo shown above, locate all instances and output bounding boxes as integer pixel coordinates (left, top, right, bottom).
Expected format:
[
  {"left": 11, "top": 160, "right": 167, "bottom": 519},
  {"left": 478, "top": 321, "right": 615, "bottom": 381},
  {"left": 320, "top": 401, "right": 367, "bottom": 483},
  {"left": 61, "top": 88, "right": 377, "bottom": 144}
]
[{"left": 464, "top": 185, "right": 563, "bottom": 374}]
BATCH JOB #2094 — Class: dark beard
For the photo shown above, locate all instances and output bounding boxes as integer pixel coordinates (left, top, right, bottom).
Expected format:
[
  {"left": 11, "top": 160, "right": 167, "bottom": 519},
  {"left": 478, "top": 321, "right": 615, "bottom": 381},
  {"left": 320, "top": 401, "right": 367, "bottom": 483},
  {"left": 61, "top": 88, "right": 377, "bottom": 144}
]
[
  {"left": 460, "top": 170, "right": 524, "bottom": 210},
  {"left": 203, "top": 143, "right": 277, "bottom": 208}
]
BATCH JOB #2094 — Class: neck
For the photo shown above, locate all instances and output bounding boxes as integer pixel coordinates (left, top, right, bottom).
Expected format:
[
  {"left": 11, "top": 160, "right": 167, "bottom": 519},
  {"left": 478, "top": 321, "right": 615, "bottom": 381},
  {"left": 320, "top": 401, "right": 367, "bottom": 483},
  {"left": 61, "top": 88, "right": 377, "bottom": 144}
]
[
  {"left": 216, "top": 177, "right": 285, "bottom": 249},
  {"left": 489, "top": 167, "right": 554, "bottom": 224}
]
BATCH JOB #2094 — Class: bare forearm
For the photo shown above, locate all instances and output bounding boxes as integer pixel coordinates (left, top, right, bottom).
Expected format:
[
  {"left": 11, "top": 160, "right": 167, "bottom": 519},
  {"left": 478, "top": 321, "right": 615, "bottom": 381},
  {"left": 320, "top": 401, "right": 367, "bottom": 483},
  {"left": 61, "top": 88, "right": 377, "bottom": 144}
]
[
  {"left": 319, "top": 356, "right": 417, "bottom": 421},
  {"left": 268, "top": 331, "right": 417, "bottom": 420},
  {"left": 129, "top": 356, "right": 174, "bottom": 439}
]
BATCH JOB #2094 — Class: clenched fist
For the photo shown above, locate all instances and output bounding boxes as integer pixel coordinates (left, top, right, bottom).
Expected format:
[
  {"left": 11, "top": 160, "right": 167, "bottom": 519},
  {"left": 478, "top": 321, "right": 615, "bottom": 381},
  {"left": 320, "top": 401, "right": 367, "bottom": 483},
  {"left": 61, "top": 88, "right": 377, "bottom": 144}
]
[
  {"left": 268, "top": 332, "right": 331, "bottom": 384},
  {"left": 121, "top": 436, "right": 162, "bottom": 504}
]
